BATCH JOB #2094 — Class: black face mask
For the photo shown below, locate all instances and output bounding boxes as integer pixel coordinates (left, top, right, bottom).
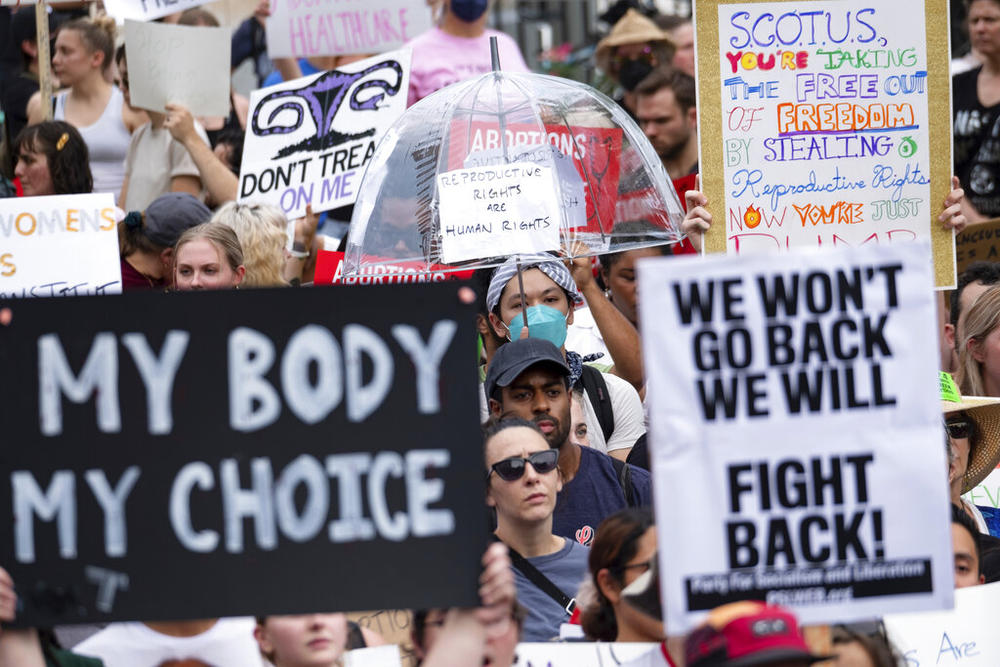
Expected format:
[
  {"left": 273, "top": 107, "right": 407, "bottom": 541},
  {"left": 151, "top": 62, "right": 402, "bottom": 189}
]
[{"left": 618, "top": 58, "right": 654, "bottom": 91}]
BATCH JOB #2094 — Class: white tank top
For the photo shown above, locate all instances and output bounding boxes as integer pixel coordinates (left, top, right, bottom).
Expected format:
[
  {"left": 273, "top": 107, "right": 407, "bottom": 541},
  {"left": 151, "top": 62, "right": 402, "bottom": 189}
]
[{"left": 54, "top": 86, "right": 130, "bottom": 199}]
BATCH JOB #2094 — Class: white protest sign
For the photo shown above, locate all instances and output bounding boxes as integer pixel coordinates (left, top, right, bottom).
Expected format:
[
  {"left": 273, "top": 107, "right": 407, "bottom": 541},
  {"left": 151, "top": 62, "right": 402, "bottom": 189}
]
[
  {"left": 515, "top": 642, "right": 658, "bottom": 665},
  {"left": 103, "top": 0, "right": 214, "bottom": 22},
  {"left": 885, "top": 581, "right": 1000, "bottom": 665},
  {"left": 267, "top": 0, "right": 431, "bottom": 58},
  {"left": 238, "top": 49, "right": 410, "bottom": 219},
  {"left": 709, "top": 1, "right": 936, "bottom": 253},
  {"left": 343, "top": 644, "right": 402, "bottom": 667},
  {"left": 437, "top": 163, "right": 562, "bottom": 264},
  {"left": 123, "top": 20, "right": 230, "bottom": 116},
  {"left": 638, "top": 243, "right": 952, "bottom": 633},
  {"left": 0, "top": 193, "right": 121, "bottom": 297}
]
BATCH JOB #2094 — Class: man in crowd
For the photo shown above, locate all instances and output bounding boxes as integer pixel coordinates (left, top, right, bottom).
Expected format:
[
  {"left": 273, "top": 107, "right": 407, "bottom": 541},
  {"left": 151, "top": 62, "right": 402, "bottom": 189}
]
[
  {"left": 635, "top": 67, "right": 698, "bottom": 180},
  {"left": 486, "top": 338, "right": 651, "bottom": 546}
]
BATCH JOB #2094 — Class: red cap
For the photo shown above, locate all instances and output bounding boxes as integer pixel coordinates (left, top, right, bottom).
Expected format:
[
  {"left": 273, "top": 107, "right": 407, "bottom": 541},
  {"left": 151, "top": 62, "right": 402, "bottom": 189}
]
[{"left": 685, "top": 602, "right": 828, "bottom": 667}]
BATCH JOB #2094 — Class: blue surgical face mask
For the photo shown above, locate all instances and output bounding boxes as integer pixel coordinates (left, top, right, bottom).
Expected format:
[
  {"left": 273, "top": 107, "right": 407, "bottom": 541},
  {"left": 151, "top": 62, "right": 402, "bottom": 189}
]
[
  {"left": 450, "top": 0, "right": 489, "bottom": 22},
  {"left": 506, "top": 304, "right": 568, "bottom": 348}
]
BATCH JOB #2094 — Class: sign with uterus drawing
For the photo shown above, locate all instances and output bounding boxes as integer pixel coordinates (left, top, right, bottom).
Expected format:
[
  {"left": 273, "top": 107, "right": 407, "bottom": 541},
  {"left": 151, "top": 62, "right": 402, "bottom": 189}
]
[{"left": 238, "top": 49, "right": 411, "bottom": 219}]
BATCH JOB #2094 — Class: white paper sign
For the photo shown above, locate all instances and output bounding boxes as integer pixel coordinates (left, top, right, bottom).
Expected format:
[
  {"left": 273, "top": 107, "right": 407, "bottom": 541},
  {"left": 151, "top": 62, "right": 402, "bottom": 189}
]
[
  {"left": 885, "top": 581, "right": 1000, "bottom": 666},
  {"left": 267, "top": 0, "right": 432, "bottom": 58},
  {"left": 638, "top": 243, "right": 952, "bottom": 633},
  {"left": 0, "top": 194, "right": 121, "bottom": 297},
  {"left": 238, "top": 49, "right": 410, "bottom": 219},
  {"left": 104, "top": 0, "right": 214, "bottom": 22},
  {"left": 124, "top": 20, "right": 230, "bottom": 117},
  {"left": 343, "top": 644, "right": 402, "bottom": 667},
  {"left": 715, "top": 2, "right": 935, "bottom": 255},
  {"left": 437, "top": 163, "right": 562, "bottom": 263},
  {"left": 515, "top": 642, "right": 658, "bottom": 665}
]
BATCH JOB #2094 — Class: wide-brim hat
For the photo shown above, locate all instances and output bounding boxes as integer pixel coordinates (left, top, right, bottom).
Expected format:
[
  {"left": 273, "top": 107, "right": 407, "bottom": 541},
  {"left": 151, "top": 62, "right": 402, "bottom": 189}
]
[
  {"left": 941, "top": 373, "right": 1000, "bottom": 493},
  {"left": 595, "top": 9, "right": 674, "bottom": 75}
]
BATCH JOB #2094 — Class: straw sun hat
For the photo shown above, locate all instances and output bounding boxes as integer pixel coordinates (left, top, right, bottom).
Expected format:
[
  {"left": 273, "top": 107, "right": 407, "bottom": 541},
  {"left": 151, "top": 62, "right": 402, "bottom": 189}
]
[
  {"left": 941, "top": 372, "right": 1000, "bottom": 493},
  {"left": 595, "top": 9, "right": 674, "bottom": 75}
]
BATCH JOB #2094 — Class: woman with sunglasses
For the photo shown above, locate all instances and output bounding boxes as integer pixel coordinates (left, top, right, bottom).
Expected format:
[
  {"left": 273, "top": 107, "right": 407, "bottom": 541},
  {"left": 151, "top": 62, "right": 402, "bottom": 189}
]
[
  {"left": 484, "top": 418, "right": 589, "bottom": 642},
  {"left": 941, "top": 372, "right": 1000, "bottom": 532}
]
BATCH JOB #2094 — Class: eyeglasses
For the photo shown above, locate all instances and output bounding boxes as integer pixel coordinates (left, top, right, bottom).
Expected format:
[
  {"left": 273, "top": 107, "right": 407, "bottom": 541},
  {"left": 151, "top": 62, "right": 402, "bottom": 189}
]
[
  {"left": 945, "top": 417, "right": 971, "bottom": 440},
  {"left": 487, "top": 450, "right": 559, "bottom": 482},
  {"left": 613, "top": 558, "right": 654, "bottom": 575}
]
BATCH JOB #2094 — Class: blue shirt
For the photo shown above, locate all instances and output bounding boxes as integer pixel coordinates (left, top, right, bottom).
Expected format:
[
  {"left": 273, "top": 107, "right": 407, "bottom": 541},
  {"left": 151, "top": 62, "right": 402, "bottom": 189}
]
[
  {"left": 512, "top": 538, "right": 590, "bottom": 642},
  {"left": 553, "top": 446, "right": 652, "bottom": 546},
  {"left": 261, "top": 58, "right": 320, "bottom": 87}
]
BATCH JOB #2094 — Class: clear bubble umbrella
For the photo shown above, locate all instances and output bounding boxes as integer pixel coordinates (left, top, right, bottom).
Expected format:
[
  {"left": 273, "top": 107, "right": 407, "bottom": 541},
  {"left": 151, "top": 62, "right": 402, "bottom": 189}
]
[{"left": 342, "top": 39, "right": 685, "bottom": 280}]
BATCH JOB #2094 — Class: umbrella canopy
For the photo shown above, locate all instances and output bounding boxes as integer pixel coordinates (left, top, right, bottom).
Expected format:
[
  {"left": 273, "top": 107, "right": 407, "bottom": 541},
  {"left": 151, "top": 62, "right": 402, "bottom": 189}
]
[{"left": 343, "top": 67, "right": 685, "bottom": 277}]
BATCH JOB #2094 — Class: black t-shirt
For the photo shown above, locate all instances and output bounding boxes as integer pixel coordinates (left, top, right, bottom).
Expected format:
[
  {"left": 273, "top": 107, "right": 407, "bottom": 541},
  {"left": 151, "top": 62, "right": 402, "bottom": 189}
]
[{"left": 954, "top": 67, "right": 1000, "bottom": 217}]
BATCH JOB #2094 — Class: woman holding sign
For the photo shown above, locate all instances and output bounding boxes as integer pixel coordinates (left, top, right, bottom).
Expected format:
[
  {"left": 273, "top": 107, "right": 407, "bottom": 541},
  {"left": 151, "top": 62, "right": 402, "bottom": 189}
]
[{"left": 27, "top": 16, "right": 144, "bottom": 200}]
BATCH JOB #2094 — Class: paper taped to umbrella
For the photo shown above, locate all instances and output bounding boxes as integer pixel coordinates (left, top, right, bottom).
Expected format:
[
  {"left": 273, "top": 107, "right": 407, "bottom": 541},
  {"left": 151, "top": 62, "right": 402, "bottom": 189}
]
[
  {"left": 343, "top": 69, "right": 686, "bottom": 277},
  {"left": 436, "top": 162, "right": 562, "bottom": 263}
]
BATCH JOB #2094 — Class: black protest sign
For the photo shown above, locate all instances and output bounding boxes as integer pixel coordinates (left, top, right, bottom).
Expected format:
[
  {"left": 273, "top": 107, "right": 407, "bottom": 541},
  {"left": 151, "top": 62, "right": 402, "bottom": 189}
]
[
  {"left": 0, "top": 284, "right": 488, "bottom": 626},
  {"left": 639, "top": 244, "right": 953, "bottom": 630}
]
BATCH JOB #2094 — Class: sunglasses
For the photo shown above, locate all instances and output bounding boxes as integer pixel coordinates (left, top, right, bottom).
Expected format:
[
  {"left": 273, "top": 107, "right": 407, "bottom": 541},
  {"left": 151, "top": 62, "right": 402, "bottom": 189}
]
[
  {"left": 487, "top": 450, "right": 559, "bottom": 482},
  {"left": 945, "top": 417, "right": 971, "bottom": 440}
]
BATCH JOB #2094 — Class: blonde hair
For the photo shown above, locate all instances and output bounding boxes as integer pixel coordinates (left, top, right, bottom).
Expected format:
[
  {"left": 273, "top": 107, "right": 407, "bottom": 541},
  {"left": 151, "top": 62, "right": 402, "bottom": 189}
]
[
  {"left": 210, "top": 202, "right": 287, "bottom": 287},
  {"left": 957, "top": 283, "right": 1000, "bottom": 396},
  {"left": 174, "top": 222, "right": 244, "bottom": 275},
  {"left": 63, "top": 16, "right": 117, "bottom": 72}
]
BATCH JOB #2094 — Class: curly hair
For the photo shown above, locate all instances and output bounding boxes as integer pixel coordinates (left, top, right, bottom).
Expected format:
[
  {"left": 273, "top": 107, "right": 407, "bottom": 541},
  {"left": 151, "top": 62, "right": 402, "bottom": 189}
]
[
  {"left": 14, "top": 121, "right": 93, "bottom": 195},
  {"left": 210, "top": 202, "right": 287, "bottom": 287}
]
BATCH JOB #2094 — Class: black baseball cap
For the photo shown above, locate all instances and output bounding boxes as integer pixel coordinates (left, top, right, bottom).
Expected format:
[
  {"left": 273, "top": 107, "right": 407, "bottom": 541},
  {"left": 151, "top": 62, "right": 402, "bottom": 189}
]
[{"left": 484, "top": 338, "right": 570, "bottom": 400}]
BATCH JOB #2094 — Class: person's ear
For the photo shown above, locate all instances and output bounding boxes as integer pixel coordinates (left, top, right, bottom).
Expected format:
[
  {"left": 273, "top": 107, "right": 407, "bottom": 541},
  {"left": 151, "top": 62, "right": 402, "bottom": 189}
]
[
  {"left": 596, "top": 568, "right": 621, "bottom": 604},
  {"left": 970, "top": 338, "right": 987, "bottom": 363},
  {"left": 253, "top": 624, "right": 273, "bottom": 656},
  {"left": 488, "top": 312, "right": 507, "bottom": 339},
  {"left": 234, "top": 265, "right": 246, "bottom": 286},
  {"left": 476, "top": 313, "right": 491, "bottom": 336},
  {"left": 488, "top": 397, "right": 502, "bottom": 417},
  {"left": 565, "top": 304, "right": 574, "bottom": 327},
  {"left": 21, "top": 39, "right": 37, "bottom": 59},
  {"left": 91, "top": 49, "right": 105, "bottom": 70},
  {"left": 980, "top": 573, "right": 986, "bottom": 585},
  {"left": 485, "top": 483, "right": 496, "bottom": 507},
  {"left": 687, "top": 105, "right": 698, "bottom": 129},
  {"left": 944, "top": 323, "right": 956, "bottom": 352}
]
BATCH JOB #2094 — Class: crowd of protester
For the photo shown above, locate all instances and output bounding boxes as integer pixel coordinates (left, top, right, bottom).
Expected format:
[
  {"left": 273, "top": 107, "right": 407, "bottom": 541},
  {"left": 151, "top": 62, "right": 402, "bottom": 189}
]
[{"left": 0, "top": 0, "right": 999, "bottom": 665}]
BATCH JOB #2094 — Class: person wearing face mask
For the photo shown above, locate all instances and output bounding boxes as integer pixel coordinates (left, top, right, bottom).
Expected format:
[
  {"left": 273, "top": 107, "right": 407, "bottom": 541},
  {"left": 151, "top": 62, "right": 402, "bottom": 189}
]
[
  {"left": 594, "top": 9, "right": 675, "bottom": 120},
  {"left": 484, "top": 255, "right": 647, "bottom": 461},
  {"left": 405, "top": 0, "right": 530, "bottom": 106}
]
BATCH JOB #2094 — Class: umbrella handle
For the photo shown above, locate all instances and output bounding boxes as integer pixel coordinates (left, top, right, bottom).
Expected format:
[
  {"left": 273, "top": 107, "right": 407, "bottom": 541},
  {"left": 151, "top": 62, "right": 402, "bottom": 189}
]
[{"left": 491, "top": 36, "right": 501, "bottom": 72}]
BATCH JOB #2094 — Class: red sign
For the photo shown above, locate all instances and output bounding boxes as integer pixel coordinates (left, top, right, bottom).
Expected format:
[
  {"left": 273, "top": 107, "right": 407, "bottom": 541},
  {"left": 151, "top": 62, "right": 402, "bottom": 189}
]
[
  {"left": 446, "top": 121, "right": 623, "bottom": 235},
  {"left": 315, "top": 250, "right": 476, "bottom": 285}
]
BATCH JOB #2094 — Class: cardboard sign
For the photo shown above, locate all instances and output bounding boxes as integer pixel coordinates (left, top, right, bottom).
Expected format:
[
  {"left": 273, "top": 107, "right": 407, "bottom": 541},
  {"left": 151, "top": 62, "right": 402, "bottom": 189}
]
[
  {"left": 955, "top": 218, "right": 1000, "bottom": 275},
  {"left": 638, "top": 243, "right": 952, "bottom": 632},
  {"left": 314, "top": 250, "right": 475, "bottom": 286},
  {"left": 0, "top": 284, "right": 488, "bottom": 626},
  {"left": 103, "top": 0, "right": 214, "bottom": 22},
  {"left": 123, "top": 20, "right": 230, "bottom": 116},
  {"left": 437, "top": 163, "right": 562, "bottom": 263},
  {"left": 696, "top": 0, "right": 956, "bottom": 287},
  {"left": 0, "top": 194, "right": 121, "bottom": 298},
  {"left": 238, "top": 50, "right": 410, "bottom": 219},
  {"left": 885, "top": 581, "right": 1000, "bottom": 665},
  {"left": 515, "top": 643, "right": 658, "bottom": 665},
  {"left": 267, "top": 0, "right": 432, "bottom": 59}
]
